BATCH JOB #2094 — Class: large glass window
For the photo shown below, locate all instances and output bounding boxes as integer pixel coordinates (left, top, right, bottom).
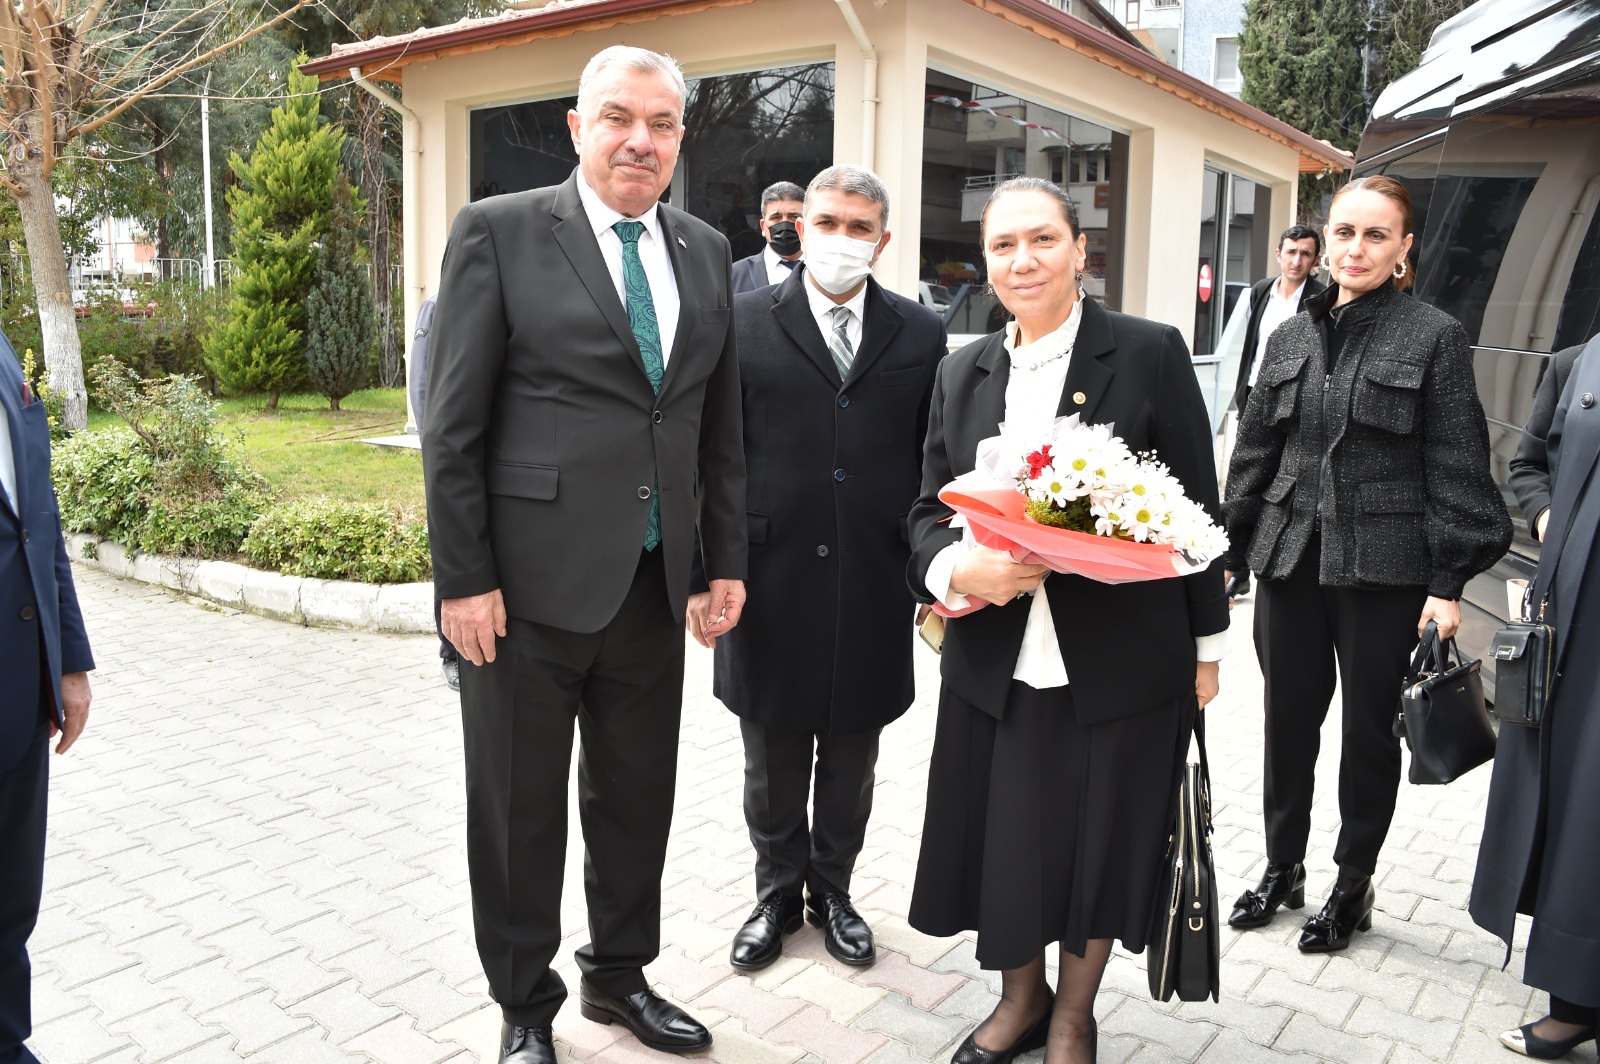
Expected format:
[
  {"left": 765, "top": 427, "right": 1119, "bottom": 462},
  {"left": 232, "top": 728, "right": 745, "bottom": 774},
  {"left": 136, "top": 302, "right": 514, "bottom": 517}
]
[
  {"left": 469, "top": 63, "right": 834, "bottom": 255},
  {"left": 1193, "top": 167, "right": 1267, "bottom": 359},
  {"left": 921, "top": 70, "right": 1129, "bottom": 338}
]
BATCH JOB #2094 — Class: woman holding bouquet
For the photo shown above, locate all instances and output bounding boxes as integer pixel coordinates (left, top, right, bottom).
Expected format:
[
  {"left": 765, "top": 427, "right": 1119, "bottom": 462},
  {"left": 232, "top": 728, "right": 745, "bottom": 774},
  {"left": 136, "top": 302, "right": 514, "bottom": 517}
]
[
  {"left": 1222, "top": 176, "right": 1510, "bottom": 953},
  {"left": 907, "top": 177, "right": 1229, "bottom": 1064}
]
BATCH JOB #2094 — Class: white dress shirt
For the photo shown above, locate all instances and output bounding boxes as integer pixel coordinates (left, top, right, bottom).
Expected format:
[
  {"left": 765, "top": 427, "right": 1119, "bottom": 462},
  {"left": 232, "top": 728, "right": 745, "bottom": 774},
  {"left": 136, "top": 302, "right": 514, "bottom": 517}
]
[
  {"left": 1246, "top": 277, "right": 1308, "bottom": 387},
  {"left": 575, "top": 173, "right": 681, "bottom": 367},
  {"left": 802, "top": 271, "right": 867, "bottom": 355},
  {"left": 924, "top": 301, "right": 1228, "bottom": 689},
  {"left": 763, "top": 244, "right": 802, "bottom": 287},
  {"left": 0, "top": 397, "right": 16, "bottom": 514}
]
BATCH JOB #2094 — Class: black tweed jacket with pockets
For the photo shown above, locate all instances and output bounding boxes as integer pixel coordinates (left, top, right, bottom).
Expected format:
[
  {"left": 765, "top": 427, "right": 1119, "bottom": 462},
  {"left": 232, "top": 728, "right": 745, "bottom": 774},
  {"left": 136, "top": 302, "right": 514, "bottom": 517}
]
[{"left": 1222, "top": 282, "right": 1511, "bottom": 599}]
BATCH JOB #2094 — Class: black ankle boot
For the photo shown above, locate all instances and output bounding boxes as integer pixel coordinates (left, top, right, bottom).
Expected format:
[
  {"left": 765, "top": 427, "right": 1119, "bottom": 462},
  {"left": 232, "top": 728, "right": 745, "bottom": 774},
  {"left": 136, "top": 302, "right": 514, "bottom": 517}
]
[
  {"left": 1299, "top": 873, "right": 1374, "bottom": 953},
  {"left": 1228, "top": 862, "right": 1306, "bottom": 929}
]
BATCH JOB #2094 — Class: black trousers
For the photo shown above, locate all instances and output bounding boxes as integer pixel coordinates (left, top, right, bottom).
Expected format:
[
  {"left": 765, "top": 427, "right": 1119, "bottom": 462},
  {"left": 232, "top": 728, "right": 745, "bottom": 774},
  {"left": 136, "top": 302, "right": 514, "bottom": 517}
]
[
  {"left": 740, "top": 719, "right": 879, "bottom": 901},
  {"left": 460, "top": 549, "right": 684, "bottom": 1028},
  {"left": 0, "top": 696, "right": 49, "bottom": 1064},
  {"left": 432, "top": 598, "right": 458, "bottom": 663},
  {"left": 1255, "top": 551, "right": 1426, "bottom": 876}
]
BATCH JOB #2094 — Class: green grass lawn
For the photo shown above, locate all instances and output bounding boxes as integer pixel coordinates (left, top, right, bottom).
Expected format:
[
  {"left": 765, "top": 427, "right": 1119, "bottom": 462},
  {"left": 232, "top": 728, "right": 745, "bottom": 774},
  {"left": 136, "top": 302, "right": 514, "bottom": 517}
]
[{"left": 91, "top": 388, "right": 426, "bottom": 513}]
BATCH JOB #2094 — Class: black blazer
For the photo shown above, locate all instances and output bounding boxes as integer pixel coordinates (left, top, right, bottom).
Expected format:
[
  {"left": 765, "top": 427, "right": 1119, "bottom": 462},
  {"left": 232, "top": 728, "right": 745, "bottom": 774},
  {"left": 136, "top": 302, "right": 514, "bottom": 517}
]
[
  {"left": 423, "top": 172, "right": 747, "bottom": 633},
  {"left": 0, "top": 339, "right": 93, "bottom": 772},
  {"left": 1231, "top": 274, "right": 1326, "bottom": 411},
  {"left": 907, "top": 299, "right": 1228, "bottom": 724},
  {"left": 1223, "top": 283, "right": 1510, "bottom": 599},
  {"left": 731, "top": 252, "right": 772, "bottom": 296},
  {"left": 1508, "top": 341, "right": 1587, "bottom": 539},
  {"left": 713, "top": 270, "right": 945, "bottom": 735}
]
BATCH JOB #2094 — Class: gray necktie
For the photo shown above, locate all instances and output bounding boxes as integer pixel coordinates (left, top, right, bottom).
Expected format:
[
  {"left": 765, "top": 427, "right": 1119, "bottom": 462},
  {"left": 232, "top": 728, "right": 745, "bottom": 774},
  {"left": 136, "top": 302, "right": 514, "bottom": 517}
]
[{"left": 827, "top": 305, "right": 854, "bottom": 380}]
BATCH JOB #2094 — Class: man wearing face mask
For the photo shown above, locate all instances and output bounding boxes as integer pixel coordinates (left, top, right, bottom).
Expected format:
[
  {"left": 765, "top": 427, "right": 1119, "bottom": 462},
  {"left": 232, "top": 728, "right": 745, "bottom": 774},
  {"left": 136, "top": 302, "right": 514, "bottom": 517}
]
[
  {"left": 731, "top": 181, "right": 805, "bottom": 294},
  {"left": 688, "top": 165, "right": 946, "bottom": 972}
]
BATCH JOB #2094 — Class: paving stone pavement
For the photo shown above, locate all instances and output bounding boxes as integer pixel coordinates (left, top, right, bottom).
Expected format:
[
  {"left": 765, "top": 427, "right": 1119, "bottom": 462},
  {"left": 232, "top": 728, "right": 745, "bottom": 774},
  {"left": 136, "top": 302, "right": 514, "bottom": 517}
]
[{"left": 25, "top": 565, "right": 1595, "bottom": 1064}]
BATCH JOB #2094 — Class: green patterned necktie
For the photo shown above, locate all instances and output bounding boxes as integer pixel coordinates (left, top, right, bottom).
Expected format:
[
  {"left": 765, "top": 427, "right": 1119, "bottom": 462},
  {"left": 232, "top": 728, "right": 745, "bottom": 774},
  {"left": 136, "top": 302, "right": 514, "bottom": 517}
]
[{"left": 613, "top": 219, "right": 662, "bottom": 551}]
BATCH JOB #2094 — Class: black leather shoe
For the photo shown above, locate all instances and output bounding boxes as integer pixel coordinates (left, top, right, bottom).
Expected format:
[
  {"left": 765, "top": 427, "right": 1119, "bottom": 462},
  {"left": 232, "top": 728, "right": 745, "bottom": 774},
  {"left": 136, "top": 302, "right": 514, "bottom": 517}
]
[
  {"left": 442, "top": 657, "right": 461, "bottom": 691},
  {"left": 1298, "top": 875, "right": 1375, "bottom": 953},
  {"left": 807, "top": 891, "right": 875, "bottom": 966},
  {"left": 1228, "top": 862, "right": 1306, "bottom": 929},
  {"left": 1500, "top": 1020, "right": 1598, "bottom": 1058},
  {"left": 950, "top": 996, "right": 1053, "bottom": 1064},
  {"left": 578, "top": 981, "right": 711, "bottom": 1054},
  {"left": 730, "top": 895, "right": 803, "bottom": 970},
  {"left": 499, "top": 1022, "right": 555, "bottom": 1064}
]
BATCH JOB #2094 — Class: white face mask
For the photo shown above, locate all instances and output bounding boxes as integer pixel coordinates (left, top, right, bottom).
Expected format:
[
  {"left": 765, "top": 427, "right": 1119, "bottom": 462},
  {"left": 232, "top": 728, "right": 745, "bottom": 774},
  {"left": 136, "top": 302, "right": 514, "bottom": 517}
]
[{"left": 804, "top": 232, "right": 882, "bottom": 295}]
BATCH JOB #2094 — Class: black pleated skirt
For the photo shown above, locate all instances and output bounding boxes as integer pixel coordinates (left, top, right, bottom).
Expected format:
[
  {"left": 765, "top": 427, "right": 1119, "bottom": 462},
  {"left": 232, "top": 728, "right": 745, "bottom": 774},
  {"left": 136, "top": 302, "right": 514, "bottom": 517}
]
[{"left": 908, "top": 680, "right": 1193, "bottom": 971}]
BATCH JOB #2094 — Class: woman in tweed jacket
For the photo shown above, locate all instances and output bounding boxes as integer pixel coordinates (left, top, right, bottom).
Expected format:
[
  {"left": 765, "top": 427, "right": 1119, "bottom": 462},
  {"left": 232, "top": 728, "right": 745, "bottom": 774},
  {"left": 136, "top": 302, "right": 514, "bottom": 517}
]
[{"left": 1221, "top": 175, "right": 1511, "bottom": 954}]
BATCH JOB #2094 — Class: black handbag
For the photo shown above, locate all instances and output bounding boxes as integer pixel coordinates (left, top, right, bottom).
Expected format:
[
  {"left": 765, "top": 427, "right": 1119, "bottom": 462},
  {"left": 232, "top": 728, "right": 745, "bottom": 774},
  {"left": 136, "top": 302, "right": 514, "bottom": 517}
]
[
  {"left": 1148, "top": 713, "right": 1219, "bottom": 1003},
  {"left": 1393, "top": 620, "right": 1496, "bottom": 785},
  {"left": 1489, "top": 614, "right": 1554, "bottom": 729}
]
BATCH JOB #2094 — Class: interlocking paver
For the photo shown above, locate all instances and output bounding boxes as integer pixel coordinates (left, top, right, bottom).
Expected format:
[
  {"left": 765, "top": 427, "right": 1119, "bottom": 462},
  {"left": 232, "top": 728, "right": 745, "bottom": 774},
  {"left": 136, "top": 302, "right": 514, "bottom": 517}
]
[{"left": 24, "top": 567, "right": 1553, "bottom": 1063}]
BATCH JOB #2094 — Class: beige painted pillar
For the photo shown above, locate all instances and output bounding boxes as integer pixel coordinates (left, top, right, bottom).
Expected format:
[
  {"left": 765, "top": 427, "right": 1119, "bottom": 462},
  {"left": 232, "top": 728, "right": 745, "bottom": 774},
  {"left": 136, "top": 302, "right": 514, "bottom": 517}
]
[{"left": 1122, "top": 125, "right": 1208, "bottom": 344}]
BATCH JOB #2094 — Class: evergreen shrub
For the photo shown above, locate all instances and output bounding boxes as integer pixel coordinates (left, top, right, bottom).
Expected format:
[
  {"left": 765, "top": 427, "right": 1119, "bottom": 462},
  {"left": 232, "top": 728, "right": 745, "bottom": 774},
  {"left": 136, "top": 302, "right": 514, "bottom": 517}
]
[{"left": 243, "top": 498, "right": 430, "bottom": 583}]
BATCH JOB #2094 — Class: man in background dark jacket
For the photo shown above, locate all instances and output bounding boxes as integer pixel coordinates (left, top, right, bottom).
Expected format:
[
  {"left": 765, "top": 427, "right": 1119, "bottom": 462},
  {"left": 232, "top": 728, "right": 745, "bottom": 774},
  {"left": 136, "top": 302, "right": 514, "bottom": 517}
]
[
  {"left": 730, "top": 181, "right": 805, "bottom": 295},
  {"left": 1, "top": 335, "right": 94, "bottom": 1064},
  {"left": 1231, "top": 224, "right": 1324, "bottom": 414}
]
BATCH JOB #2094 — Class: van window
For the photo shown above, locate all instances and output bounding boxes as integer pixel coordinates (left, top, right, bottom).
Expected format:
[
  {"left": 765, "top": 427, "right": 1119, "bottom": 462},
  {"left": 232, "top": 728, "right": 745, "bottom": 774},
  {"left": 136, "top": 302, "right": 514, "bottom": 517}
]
[{"left": 1554, "top": 205, "right": 1600, "bottom": 352}]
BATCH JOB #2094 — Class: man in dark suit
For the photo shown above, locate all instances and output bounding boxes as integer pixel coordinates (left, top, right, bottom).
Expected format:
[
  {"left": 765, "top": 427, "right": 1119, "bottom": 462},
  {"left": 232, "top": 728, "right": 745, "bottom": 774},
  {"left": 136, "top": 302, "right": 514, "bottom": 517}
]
[
  {"left": 1, "top": 338, "right": 93, "bottom": 1064},
  {"left": 1230, "top": 224, "right": 1323, "bottom": 415},
  {"left": 692, "top": 165, "right": 946, "bottom": 972},
  {"left": 423, "top": 46, "right": 747, "bottom": 1064},
  {"left": 730, "top": 181, "right": 804, "bottom": 295}
]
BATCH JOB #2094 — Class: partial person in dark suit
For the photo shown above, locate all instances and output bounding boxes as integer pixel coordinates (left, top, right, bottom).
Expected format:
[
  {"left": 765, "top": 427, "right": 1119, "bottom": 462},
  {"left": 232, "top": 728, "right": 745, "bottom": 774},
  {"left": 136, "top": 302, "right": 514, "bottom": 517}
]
[
  {"left": 1230, "top": 224, "right": 1324, "bottom": 415},
  {"left": 0, "top": 336, "right": 94, "bottom": 1064},
  {"left": 730, "top": 181, "right": 804, "bottom": 295},
  {"left": 422, "top": 46, "right": 747, "bottom": 1064},
  {"left": 406, "top": 296, "right": 461, "bottom": 691},
  {"left": 1472, "top": 333, "right": 1600, "bottom": 1061},
  {"left": 907, "top": 177, "right": 1228, "bottom": 1064},
  {"left": 706, "top": 165, "right": 946, "bottom": 973}
]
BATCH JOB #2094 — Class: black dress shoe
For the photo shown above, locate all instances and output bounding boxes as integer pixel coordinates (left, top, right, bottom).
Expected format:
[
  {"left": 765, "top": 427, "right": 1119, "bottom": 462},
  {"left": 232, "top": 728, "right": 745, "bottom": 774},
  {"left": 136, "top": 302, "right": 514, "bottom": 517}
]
[
  {"left": 1501, "top": 1020, "right": 1598, "bottom": 1058},
  {"left": 578, "top": 981, "right": 711, "bottom": 1054},
  {"left": 1228, "top": 862, "right": 1306, "bottom": 929},
  {"left": 730, "top": 895, "right": 803, "bottom": 970},
  {"left": 1298, "top": 875, "right": 1375, "bottom": 953},
  {"left": 950, "top": 997, "right": 1053, "bottom": 1064},
  {"left": 499, "top": 1022, "right": 555, "bottom": 1064},
  {"left": 807, "top": 891, "right": 875, "bottom": 966}
]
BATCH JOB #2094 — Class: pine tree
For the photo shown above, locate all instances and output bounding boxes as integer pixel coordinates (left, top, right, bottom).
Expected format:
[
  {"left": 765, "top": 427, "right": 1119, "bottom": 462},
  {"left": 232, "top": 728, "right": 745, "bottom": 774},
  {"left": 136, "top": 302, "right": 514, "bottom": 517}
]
[
  {"left": 305, "top": 174, "right": 374, "bottom": 411},
  {"left": 205, "top": 58, "right": 346, "bottom": 409},
  {"left": 1239, "top": 0, "right": 1370, "bottom": 221}
]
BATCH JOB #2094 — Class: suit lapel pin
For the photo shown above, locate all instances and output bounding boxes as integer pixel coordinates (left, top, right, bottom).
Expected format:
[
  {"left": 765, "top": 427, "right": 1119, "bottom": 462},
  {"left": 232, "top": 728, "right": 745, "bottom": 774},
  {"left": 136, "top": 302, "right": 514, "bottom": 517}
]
[
  {"left": 676, "top": 236, "right": 686, "bottom": 248},
  {"left": 1073, "top": 391, "right": 1087, "bottom": 405}
]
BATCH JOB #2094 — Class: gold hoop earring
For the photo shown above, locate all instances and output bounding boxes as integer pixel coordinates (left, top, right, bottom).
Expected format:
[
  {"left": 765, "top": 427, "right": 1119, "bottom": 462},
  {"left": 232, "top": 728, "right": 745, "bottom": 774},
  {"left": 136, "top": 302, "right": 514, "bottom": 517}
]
[{"left": 1394, "top": 260, "right": 1409, "bottom": 279}]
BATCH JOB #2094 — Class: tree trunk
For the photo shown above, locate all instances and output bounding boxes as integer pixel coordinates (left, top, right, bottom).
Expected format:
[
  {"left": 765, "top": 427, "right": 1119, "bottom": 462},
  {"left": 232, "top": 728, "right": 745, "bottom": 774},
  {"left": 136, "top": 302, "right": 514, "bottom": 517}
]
[
  {"left": 11, "top": 150, "right": 89, "bottom": 432},
  {"left": 267, "top": 389, "right": 280, "bottom": 411},
  {"left": 329, "top": 395, "right": 341, "bottom": 412},
  {"left": 355, "top": 91, "right": 398, "bottom": 388}
]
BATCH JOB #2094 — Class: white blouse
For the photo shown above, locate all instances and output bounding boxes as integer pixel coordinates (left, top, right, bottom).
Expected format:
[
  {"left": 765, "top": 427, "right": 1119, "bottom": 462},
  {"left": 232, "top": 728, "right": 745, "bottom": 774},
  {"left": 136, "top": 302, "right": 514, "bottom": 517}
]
[{"left": 924, "top": 302, "right": 1227, "bottom": 688}]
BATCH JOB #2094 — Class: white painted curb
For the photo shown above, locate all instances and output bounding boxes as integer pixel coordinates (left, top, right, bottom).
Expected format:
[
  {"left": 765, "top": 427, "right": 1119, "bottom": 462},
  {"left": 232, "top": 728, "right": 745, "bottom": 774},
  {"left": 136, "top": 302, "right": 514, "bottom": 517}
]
[{"left": 65, "top": 534, "right": 434, "bottom": 633}]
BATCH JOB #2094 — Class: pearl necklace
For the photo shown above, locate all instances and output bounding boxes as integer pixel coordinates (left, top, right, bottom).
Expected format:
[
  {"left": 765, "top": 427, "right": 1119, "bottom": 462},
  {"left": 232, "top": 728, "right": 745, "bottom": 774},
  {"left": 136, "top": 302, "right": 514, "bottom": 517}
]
[{"left": 1010, "top": 345, "right": 1072, "bottom": 373}]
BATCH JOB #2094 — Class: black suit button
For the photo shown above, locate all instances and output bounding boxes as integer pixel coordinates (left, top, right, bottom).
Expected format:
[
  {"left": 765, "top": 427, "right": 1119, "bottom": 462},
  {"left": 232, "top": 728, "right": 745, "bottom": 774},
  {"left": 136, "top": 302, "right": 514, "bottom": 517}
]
[
  {"left": 1583, "top": 392, "right": 1596, "bottom": 409},
  {"left": 20, "top": 605, "right": 36, "bottom": 621},
  {"left": 838, "top": 395, "right": 850, "bottom": 408},
  {"left": 637, "top": 486, "right": 652, "bottom": 499},
  {"left": 653, "top": 410, "right": 663, "bottom": 423},
  {"left": 816, "top": 545, "right": 830, "bottom": 557},
  {"left": 833, "top": 468, "right": 846, "bottom": 482}
]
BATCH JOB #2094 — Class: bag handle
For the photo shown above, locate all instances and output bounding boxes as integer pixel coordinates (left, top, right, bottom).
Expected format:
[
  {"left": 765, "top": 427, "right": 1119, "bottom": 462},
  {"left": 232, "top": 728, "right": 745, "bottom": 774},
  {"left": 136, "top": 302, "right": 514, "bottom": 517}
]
[{"left": 1406, "top": 620, "right": 1443, "bottom": 684}]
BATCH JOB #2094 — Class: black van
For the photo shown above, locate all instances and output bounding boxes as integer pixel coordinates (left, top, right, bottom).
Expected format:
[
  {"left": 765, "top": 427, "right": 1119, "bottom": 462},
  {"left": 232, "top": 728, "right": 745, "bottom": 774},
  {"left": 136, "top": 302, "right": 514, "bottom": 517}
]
[{"left": 1352, "top": 0, "right": 1600, "bottom": 682}]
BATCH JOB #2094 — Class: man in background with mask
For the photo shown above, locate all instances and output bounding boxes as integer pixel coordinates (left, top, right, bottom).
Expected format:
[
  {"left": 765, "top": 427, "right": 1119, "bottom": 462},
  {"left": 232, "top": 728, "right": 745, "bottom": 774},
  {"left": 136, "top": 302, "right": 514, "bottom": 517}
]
[
  {"left": 731, "top": 181, "right": 804, "bottom": 294},
  {"left": 688, "top": 165, "right": 946, "bottom": 972}
]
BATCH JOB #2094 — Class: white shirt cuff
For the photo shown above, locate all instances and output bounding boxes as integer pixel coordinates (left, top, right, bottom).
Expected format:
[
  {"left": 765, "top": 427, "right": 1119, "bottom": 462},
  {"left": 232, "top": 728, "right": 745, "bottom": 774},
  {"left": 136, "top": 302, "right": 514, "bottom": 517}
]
[
  {"left": 1196, "top": 630, "right": 1229, "bottom": 663},
  {"left": 925, "top": 543, "right": 972, "bottom": 612}
]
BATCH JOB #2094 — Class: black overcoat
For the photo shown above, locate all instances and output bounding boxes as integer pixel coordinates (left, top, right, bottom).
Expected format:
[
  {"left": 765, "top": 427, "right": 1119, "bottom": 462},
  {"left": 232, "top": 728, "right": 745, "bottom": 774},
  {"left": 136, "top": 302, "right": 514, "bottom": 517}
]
[
  {"left": 711, "top": 269, "right": 946, "bottom": 735},
  {"left": 1472, "top": 334, "right": 1600, "bottom": 1005}
]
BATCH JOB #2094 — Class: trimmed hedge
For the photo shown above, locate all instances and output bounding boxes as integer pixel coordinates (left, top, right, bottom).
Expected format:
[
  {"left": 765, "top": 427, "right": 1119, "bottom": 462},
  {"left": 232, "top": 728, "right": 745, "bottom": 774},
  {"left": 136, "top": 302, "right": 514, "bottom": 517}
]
[{"left": 243, "top": 498, "right": 430, "bottom": 583}]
